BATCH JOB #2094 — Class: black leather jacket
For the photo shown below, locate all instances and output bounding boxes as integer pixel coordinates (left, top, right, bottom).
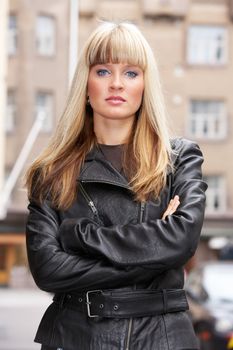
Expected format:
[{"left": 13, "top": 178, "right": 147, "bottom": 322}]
[{"left": 26, "top": 137, "right": 207, "bottom": 350}]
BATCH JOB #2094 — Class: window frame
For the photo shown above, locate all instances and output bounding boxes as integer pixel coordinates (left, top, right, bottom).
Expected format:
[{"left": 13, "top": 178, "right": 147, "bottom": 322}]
[
  {"left": 5, "top": 89, "right": 17, "bottom": 133},
  {"left": 186, "top": 24, "right": 228, "bottom": 66},
  {"left": 35, "top": 91, "right": 54, "bottom": 133},
  {"left": 203, "top": 175, "right": 227, "bottom": 215},
  {"left": 187, "top": 99, "right": 227, "bottom": 141},
  {"left": 8, "top": 13, "right": 18, "bottom": 56},
  {"left": 35, "top": 14, "right": 56, "bottom": 57}
]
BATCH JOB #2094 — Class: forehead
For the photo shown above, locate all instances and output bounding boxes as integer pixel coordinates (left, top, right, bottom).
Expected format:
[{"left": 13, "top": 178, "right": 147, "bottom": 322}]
[{"left": 86, "top": 29, "right": 147, "bottom": 71}]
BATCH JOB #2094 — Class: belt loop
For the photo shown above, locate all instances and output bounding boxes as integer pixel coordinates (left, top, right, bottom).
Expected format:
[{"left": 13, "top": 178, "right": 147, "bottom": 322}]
[
  {"left": 162, "top": 289, "right": 168, "bottom": 314},
  {"left": 58, "top": 293, "right": 66, "bottom": 309}
]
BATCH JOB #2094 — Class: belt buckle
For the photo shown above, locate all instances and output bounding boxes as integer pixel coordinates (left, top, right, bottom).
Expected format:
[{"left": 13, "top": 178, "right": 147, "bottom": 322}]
[{"left": 86, "top": 290, "right": 102, "bottom": 318}]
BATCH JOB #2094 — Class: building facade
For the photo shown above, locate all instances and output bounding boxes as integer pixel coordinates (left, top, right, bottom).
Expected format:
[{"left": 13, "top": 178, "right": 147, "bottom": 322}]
[
  {"left": 0, "top": 0, "right": 9, "bottom": 284},
  {"left": 5, "top": 0, "right": 70, "bottom": 212},
  {"left": 1, "top": 0, "right": 233, "bottom": 283},
  {"left": 0, "top": 0, "right": 8, "bottom": 193}
]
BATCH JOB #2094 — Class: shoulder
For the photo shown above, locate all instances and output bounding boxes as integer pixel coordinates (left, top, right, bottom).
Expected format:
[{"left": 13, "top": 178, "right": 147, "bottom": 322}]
[
  {"left": 170, "top": 137, "right": 199, "bottom": 151},
  {"left": 170, "top": 137, "right": 204, "bottom": 166}
]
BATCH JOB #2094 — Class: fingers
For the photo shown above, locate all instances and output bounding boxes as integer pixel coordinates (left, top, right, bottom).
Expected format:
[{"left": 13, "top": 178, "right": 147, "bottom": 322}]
[
  {"left": 169, "top": 195, "right": 180, "bottom": 214},
  {"left": 162, "top": 195, "right": 180, "bottom": 220}
]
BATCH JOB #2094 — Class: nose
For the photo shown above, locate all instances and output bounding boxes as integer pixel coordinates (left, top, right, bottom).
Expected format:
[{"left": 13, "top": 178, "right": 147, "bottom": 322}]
[{"left": 109, "top": 72, "right": 124, "bottom": 91}]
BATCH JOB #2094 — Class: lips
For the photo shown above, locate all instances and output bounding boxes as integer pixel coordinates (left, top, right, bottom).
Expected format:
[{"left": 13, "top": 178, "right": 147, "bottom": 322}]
[{"left": 106, "top": 96, "right": 126, "bottom": 102}]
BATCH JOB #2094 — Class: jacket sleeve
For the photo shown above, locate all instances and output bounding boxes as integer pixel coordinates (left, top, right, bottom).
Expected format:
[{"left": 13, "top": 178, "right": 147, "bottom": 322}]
[
  {"left": 26, "top": 199, "right": 158, "bottom": 294},
  {"left": 59, "top": 139, "right": 207, "bottom": 269}
]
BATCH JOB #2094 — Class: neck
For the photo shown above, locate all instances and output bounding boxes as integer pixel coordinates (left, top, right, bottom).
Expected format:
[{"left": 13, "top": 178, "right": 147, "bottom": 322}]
[{"left": 93, "top": 115, "right": 135, "bottom": 145}]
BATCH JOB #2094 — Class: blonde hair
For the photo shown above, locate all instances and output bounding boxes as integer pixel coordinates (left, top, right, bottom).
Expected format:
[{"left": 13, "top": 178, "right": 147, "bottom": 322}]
[{"left": 25, "top": 21, "right": 172, "bottom": 209}]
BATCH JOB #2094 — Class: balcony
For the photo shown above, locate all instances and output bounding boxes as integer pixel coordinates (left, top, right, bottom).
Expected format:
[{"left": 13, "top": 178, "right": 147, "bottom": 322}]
[
  {"left": 142, "top": 0, "right": 189, "bottom": 19},
  {"left": 79, "top": 0, "right": 96, "bottom": 17}
]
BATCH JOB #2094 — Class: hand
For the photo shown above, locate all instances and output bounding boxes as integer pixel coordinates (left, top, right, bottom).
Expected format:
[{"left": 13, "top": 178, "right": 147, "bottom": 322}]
[{"left": 162, "top": 195, "right": 180, "bottom": 220}]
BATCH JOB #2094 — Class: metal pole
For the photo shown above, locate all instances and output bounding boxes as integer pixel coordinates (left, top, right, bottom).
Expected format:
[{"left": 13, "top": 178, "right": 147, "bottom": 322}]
[{"left": 0, "top": 114, "right": 45, "bottom": 220}]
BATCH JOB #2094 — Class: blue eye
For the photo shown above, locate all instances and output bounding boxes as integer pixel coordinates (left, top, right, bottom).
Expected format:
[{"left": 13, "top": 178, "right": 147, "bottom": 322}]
[
  {"left": 126, "top": 71, "right": 138, "bottom": 78},
  {"left": 96, "top": 69, "right": 110, "bottom": 76}
]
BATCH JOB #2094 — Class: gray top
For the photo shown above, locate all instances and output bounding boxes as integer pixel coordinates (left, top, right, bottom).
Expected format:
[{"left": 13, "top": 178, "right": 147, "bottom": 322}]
[{"left": 98, "top": 144, "right": 125, "bottom": 174}]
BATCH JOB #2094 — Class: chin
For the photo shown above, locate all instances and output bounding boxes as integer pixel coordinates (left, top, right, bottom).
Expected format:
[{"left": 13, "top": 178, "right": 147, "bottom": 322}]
[{"left": 106, "top": 115, "right": 134, "bottom": 121}]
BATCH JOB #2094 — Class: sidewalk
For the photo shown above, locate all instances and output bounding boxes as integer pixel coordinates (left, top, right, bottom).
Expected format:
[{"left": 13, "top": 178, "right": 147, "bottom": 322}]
[{"left": 0, "top": 287, "right": 52, "bottom": 350}]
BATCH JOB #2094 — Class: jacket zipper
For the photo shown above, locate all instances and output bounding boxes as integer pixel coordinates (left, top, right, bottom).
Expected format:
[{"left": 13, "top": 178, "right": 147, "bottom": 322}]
[
  {"left": 125, "top": 318, "right": 133, "bottom": 350},
  {"left": 79, "top": 182, "right": 100, "bottom": 220},
  {"left": 125, "top": 201, "right": 146, "bottom": 350},
  {"left": 140, "top": 201, "right": 146, "bottom": 222}
]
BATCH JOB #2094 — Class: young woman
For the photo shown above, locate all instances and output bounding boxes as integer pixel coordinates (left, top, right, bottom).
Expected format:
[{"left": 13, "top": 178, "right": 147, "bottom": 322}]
[{"left": 25, "top": 21, "right": 207, "bottom": 350}]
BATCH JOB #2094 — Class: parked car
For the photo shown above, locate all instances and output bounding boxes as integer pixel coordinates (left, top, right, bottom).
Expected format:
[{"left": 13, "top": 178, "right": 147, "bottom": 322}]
[{"left": 185, "top": 261, "right": 233, "bottom": 350}]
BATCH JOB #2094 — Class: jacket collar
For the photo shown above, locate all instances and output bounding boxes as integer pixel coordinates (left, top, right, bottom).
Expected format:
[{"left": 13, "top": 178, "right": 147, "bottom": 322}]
[
  {"left": 78, "top": 145, "right": 130, "bottom": 188},
  {"left": 78, "top": 138, "right": 179, "bottom": 187}
]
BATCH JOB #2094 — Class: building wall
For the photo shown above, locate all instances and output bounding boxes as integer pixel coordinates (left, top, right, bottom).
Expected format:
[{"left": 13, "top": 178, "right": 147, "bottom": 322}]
[
  {"left": 6, "top": 0, "right": 70, "bottom": 212},
  {"left": 0, "top": 0, "right": 8, "bottom": 192},
  {"left": 5, "top": 0, "right": 233, "bottom": 239}
]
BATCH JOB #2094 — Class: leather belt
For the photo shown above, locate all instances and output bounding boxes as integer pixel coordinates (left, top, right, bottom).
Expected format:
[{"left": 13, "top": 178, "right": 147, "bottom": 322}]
[{"left": 53, "top": 288, "right": 189, "bottom": 318}]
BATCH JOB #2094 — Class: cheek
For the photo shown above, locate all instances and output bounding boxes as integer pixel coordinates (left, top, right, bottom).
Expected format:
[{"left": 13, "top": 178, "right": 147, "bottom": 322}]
[
  {"left": 87, "top": 79, "right": 102, "bottom": 99},
  {"left": 132, "top": 81, "right": 144, "bottom": 105},
  {"left": 87, "top": 80, "right": 98, "bottom": 96}
]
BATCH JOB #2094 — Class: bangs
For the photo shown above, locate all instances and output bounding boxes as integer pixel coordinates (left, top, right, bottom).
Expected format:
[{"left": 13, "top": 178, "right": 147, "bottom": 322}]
[{"left": 86, "top": 24, "right": 147, "bottom": 70}]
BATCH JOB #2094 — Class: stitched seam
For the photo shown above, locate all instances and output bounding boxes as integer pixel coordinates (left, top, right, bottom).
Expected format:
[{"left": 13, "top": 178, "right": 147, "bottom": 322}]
[{"left": 162, "top": 315, "right": 170, "bottom": 350}]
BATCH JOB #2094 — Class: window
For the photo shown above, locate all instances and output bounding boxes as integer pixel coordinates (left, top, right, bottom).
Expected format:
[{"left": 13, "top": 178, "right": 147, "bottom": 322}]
[
  {"left": 187, "top": 25, "right": 227, "bottom": 65},
  {"left": 36, "top": 15, "right": 55, "bottom": 56},
  {"left": 188, "top": 100, "right": 227, "bottom": 140},
  {"left": 8, "top": 14, "right": 17, "bottom": 55},
  {"left": 203, "top": 175, "right": 226, "bottom": 214},
  {"left": 5, "top": 90, "right": 16, "bottom": 132},
  {"left": 35, "top": 92, "right": 54, "bottom": 132}
]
